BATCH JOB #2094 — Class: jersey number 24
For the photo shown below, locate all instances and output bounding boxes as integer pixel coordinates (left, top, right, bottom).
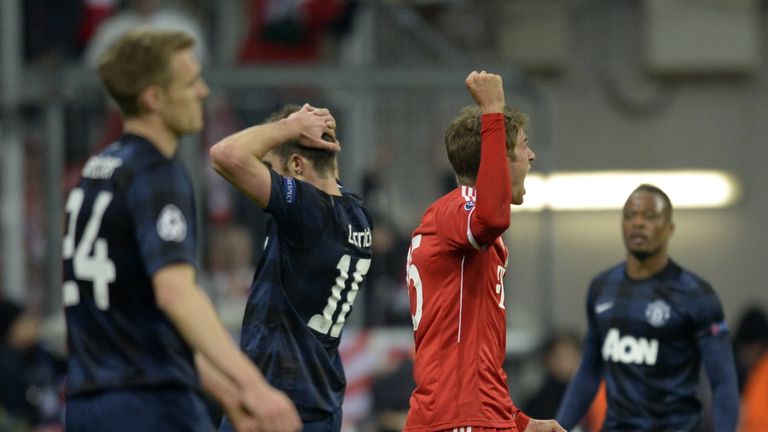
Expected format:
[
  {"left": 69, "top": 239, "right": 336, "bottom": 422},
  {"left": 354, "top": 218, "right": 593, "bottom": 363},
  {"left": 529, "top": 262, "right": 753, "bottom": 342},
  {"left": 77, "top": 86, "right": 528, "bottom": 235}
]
[{"left": 62, "top": 188, "right": 116, "bottom": 310}]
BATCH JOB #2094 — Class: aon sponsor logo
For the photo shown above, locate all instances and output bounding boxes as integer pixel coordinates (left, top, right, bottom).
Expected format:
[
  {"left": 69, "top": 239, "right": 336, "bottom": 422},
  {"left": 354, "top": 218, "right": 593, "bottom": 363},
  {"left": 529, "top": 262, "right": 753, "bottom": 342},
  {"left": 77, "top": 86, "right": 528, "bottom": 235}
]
[{"left": 602, "top": 328, "right": 659, "bottom": 365}]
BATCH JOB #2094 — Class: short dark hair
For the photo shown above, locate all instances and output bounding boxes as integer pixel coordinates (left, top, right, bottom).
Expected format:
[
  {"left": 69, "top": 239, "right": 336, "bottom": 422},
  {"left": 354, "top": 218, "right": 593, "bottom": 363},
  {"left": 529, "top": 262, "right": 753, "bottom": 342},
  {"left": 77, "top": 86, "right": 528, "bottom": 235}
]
[
  {"left": 445, "top": 105, "right": 529, "bottom": 185},
  {"left": 631, "top": 184, "right": 673, "bottom": 220},
  {"left": 264, "top": 105, "right": 336, "bottom": 177}
]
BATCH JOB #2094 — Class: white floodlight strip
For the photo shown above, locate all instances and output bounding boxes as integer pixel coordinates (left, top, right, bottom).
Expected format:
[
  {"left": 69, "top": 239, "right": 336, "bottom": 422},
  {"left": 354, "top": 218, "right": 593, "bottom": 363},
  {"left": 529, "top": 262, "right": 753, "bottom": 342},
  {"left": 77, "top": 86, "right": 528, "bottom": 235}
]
[{"left": 512, "top": 170, "right": 740, "bottom": 212}]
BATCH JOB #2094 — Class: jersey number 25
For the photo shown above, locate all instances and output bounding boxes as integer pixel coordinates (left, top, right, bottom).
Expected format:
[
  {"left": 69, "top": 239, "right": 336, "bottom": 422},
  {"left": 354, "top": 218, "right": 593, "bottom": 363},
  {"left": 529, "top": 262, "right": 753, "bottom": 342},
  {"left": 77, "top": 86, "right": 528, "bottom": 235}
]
[{"left": 407, "top": 234, "right": 506, "bottom": 332}]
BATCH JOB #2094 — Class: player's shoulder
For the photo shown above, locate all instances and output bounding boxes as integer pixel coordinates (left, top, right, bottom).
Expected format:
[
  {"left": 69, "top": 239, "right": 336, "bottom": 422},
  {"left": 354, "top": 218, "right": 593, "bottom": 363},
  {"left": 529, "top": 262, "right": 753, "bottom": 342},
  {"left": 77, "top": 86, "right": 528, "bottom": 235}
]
[
  {"left": 270, "top": 169, "right": 323, "bottom": 206},
  {"left": 413, "top": 187, "right": 465, "bottom": 228},
  {"left": 663, "top": 261, "right": 724, "bottom": 319},
  {"left": 89, "top": 135, "right": 183, "bottom": 184},
  {"left": 586, "top": 262, "right": 626, "bottom": 303},
  {"left": 339, "top": 187, "right": 369, "bottom": 213},
  {"left": 666, "top": 260, "right": 715, "bottom": 294},
  {"left": 429, "top": 187, "right": 473, "bottom": 215},
  {"left": 341, "top": 191, "right": 374, "bottom": 227},
  {"left": 339, "top": 183, "right": 364, "bottom": 205},
  {"left": 591, "top": 262, "right": 626, "bottom": 285}
]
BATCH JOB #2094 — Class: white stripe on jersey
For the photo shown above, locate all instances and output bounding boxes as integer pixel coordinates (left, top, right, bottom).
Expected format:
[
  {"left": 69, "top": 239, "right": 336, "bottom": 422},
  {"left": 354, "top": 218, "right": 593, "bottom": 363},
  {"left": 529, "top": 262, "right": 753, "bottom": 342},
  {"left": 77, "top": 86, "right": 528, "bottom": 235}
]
[
  {"left": 452, "top": 428, "right": 473, "bottom": 432},
  {"left": 458, "top": 255, "right": 465, "bottom": 343},
  {"left": 462, "top": 187, "right": 481, "bottom": 250},
  {"left": 466, "top": 207, "right": 481, "bottom": 250}
]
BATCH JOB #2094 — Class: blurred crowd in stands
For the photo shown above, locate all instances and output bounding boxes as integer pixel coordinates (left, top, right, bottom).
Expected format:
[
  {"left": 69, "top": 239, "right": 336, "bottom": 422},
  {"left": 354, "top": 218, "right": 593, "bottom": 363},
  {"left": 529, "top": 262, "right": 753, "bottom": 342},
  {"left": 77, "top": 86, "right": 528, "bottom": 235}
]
[{"left": 4, "top": 1, "right": 768, "bottom": 431}]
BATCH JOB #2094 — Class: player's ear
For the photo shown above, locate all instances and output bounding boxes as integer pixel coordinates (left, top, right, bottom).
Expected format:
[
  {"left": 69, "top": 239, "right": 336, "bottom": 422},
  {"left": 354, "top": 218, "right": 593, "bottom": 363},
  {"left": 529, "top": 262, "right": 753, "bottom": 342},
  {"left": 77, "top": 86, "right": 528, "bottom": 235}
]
[
  {"left": 139, "top": 85, "right": 163, "bottom": 113},
  {"left": 290, "top": 154, "right": 304, "bottom": 176}
]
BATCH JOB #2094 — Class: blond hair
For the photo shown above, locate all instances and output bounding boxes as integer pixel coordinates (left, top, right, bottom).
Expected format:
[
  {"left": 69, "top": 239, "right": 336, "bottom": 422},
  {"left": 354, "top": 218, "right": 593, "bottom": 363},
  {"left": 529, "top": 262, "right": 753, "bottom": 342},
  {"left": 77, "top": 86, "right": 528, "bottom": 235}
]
[{"left": 98, "top": 28, "right": 195, "bottom": 117}]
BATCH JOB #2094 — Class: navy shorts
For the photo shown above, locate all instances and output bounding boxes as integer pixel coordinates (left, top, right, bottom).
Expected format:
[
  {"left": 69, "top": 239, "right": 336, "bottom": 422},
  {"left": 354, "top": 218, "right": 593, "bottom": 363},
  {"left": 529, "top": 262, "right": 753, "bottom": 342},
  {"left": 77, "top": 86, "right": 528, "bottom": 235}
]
[
  {"left": 302, "top": 407, "right": 342, "bottom": 432},
  {"left": 65, "top": 387, "right": 213, "bottom": 432}
]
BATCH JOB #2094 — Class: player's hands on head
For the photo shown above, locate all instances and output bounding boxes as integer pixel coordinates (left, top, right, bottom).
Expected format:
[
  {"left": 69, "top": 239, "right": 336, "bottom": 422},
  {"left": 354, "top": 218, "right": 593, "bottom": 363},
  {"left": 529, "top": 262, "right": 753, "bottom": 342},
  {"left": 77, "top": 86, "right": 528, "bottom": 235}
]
[
  {"left": 465, "top": 70, "right": 505, "bottom": 114},
  {"left": 288, "top": 103, "right": 341, "bottom": 153},
  {"left": 242, "top": 384, "right": 302, "bottom": 432},
  {"left": 524, "top": 418, "right": 567, "bottom": 432}
]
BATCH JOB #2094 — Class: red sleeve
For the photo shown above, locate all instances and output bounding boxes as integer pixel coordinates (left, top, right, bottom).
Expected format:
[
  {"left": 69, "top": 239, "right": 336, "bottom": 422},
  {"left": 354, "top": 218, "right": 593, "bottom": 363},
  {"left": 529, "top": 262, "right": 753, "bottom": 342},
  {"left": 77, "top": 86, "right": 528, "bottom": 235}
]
[
  {"left": 469, "top": 113, "right": 512, "bottom": 248},
  {"left": 514, "top": 408, "right": 531, "bottom": 431}
]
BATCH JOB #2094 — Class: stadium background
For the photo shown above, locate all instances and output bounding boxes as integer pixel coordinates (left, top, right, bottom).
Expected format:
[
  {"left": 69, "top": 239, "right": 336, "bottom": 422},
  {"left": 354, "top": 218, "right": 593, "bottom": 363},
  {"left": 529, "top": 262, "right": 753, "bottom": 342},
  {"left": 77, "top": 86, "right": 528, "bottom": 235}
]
[{"left": 0, "top": 0, "right": 766, "bottom": 430}]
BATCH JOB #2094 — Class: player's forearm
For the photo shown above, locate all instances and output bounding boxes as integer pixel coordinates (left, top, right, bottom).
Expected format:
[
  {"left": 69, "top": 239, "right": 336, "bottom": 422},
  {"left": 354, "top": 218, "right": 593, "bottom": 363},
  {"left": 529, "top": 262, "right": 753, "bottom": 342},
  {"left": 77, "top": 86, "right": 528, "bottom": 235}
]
[
  {"left": 210, "top": 120, "right": 294, "bottom": 173},
  {"left": 471, "top": 113, "right": 512, "bottom": 245},
  {"left": 711, "top": 385, "right": 739, "bottom": 432},
  {"left": 701, "top": 337, "right": 740, "bottom": 432},
  {"left": 556, "top": 332, "right": 603, "bottom": 428},
  {"left": 210, "top": 119, "right": 301, "bottom": 208},
  {"left": 196, "top": 352, "right": 240, "bottom": 410},
  {"left": 158, "top": 283, "right": 267, "bottom": 391}
]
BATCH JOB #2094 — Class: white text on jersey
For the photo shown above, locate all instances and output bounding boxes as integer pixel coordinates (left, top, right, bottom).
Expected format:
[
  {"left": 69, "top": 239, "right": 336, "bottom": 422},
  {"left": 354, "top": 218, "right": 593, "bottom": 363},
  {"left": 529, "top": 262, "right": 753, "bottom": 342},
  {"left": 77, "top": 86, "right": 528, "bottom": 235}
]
[
  {"left": 82, "top": 156, "right": 123, "bottom": 179},
  {"left": 602, "top": 328, "right": 659, "bottom": 365},
  {"left": 348, "top": 225, "right": 372, "bottom": 248}
]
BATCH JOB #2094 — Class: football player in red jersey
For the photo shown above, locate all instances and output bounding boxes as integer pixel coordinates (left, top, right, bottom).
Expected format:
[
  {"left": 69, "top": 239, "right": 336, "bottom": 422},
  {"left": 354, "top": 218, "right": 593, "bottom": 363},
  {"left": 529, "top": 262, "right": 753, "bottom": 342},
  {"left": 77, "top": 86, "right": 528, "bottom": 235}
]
[{"left": 404, "top": 71, "right": 565, "bottom": 432}]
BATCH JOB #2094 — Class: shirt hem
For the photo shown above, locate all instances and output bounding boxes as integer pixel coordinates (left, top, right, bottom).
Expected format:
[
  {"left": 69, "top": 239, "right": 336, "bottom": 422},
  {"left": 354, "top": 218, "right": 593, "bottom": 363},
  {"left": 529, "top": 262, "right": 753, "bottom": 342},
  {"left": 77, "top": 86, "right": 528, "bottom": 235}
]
[{"left": 404, "top": 419, "right": 518, "bottom": 431}]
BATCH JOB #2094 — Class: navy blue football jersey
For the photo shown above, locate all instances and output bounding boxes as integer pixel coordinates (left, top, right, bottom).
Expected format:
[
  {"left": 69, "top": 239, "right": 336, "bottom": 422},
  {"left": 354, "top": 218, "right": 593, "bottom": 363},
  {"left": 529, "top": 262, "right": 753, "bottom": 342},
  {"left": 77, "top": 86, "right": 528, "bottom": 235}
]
[
  {"left": 62, "top": 134, "right": 199, "bottom": 397},
  {"left": 239, "top": 170, "right": 373, "bottom": 421},
  {"left": 579, "top": 260, "right": 732, "bottom": 431}
]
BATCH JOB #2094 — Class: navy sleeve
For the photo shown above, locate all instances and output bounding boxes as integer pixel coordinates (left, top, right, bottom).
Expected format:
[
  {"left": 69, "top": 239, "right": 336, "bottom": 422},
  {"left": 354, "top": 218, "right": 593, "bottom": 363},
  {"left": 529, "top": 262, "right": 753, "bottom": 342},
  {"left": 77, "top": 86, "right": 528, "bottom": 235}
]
[
  {"left": 124, "top": 162, "right": 197, "bottom": 276},
  {"left": 690, "top": 285, "right": 739, "bottom": 432},
  {"left": 557, "top": 284, "right": 604, "bottom": 429},
  {"left": 265, "top": 169, "right": 326, "bottom": 247}
]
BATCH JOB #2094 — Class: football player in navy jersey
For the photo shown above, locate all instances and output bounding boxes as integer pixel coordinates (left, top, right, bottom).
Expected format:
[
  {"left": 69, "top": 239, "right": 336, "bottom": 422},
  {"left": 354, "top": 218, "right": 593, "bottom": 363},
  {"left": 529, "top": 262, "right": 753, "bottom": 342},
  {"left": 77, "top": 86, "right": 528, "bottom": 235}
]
[
  {"left": 210, "top": 103, "right": 374, "bottom": 432},
  {"left": 556, "top": 184, "right": 739, "bottom": 432},
  {"left": 62, "top": 29, "right": 300, "bottom": 432}
]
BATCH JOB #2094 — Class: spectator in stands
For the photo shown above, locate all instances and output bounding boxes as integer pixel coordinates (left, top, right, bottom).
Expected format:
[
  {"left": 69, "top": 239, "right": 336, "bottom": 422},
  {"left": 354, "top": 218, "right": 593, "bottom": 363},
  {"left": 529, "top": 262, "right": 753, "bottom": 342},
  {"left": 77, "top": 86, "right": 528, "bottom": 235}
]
[
  {"left": 0, "top": 299, "right": 66, "bottom": 429},
  {"left": 732, "top": 305, "right": 768, "bottom": 392},
  {"left": 370, "top": 354, "right": 415, "bottom": 432},
  {"left": 23, "top": 0, "right": 83, "bottom": 64},
  {"left": 237, "top": 0, "right": 358, "bottom": 64},
  {"left": 83, "top": 0, "right": 208, "bottom": 67},
  {"left": 524, "top": 331, "right": 582, "bottom": 420}
]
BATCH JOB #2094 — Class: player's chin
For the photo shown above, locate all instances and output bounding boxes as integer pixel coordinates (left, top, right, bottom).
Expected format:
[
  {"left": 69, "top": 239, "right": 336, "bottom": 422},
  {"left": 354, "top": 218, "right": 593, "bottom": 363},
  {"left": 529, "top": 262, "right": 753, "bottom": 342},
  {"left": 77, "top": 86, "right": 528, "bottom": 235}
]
[
  {"left": 510, "top": 185, "right": 525, "bottom": 205},
  {"left": 179, "top": 121, "right": 204, "bottom": 134}
]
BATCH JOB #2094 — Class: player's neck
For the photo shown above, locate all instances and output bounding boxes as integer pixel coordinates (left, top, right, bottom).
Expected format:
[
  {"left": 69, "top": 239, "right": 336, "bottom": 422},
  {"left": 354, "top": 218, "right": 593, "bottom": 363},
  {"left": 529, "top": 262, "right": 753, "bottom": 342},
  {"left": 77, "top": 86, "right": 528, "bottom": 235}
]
[
  {"left": 626, "top": 253, "right": 669, "bottom": 280},
  {"left": 123, "top": 117, "right": 180, "bottom": 159},
  {"left": 304, "top": 174, "right": 341, "bottom": 196},
  {"left": 289, "top": 164, "right": 341, "bottom": 196}
]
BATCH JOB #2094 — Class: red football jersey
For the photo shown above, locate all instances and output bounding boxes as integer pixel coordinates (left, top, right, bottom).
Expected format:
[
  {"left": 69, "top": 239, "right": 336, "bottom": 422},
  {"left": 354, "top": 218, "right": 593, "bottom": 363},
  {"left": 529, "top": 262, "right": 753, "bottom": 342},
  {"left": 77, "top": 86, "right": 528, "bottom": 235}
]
[{"left": 404, "top": 185, "right": 525, "bottom": 431}]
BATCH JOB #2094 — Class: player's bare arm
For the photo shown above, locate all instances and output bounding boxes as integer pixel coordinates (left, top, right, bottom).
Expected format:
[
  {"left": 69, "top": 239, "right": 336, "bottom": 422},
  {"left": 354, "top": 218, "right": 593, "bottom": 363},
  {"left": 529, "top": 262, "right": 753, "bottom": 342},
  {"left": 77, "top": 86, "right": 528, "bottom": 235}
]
[
  {"left": 210, "top": 103, "right": 337, "bottom": 208},
  {"left": 153, "top": 263, "right": 301, "bottom": 431},
  {"left": 466, "top": 70, "right": 505, "bottom": 114},
  {"left": 524, "top": 418, "right": 568, "bottom": 432},
  {"left": 195, "top": 354, "right": 260, "bottom": 432}
]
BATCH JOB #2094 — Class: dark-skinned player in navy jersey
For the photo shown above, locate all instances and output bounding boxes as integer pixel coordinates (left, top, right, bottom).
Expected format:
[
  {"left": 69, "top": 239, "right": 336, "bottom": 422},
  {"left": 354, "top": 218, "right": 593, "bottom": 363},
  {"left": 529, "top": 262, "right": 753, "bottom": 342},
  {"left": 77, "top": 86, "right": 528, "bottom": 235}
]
[
  {"left": 404, "top": 71, "right": 565, "bottom": 432},
  {"left": 62, "top": 29, "right": 300, "bottom": 432},
  {"left": 556, "top": 184, "right": 739, "bottom": 431},
  {"left": 210, "top": 103, "right": 373, "bottom": 432}
]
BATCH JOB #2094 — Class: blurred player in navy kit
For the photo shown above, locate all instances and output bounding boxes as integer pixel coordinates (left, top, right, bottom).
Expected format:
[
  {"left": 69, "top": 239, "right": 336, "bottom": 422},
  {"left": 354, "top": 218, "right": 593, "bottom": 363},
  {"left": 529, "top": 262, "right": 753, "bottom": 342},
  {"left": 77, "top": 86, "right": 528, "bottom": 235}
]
[
  {"left": 210, "top": 103, "right": 373, "bottom": 432},
  {"left": 62, "top": 28, "right": 300, "bottom": 432},
  {"left": 556, "top": 184, "right": 739, "bottom": 431}
]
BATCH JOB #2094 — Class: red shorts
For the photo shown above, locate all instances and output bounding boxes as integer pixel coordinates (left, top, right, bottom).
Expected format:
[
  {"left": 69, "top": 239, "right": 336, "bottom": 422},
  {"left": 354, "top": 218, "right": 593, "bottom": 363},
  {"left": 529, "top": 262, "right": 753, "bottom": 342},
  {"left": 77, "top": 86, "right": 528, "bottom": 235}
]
[{"left": 438, "top": 428, "right": 516, "bottom": 432}]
